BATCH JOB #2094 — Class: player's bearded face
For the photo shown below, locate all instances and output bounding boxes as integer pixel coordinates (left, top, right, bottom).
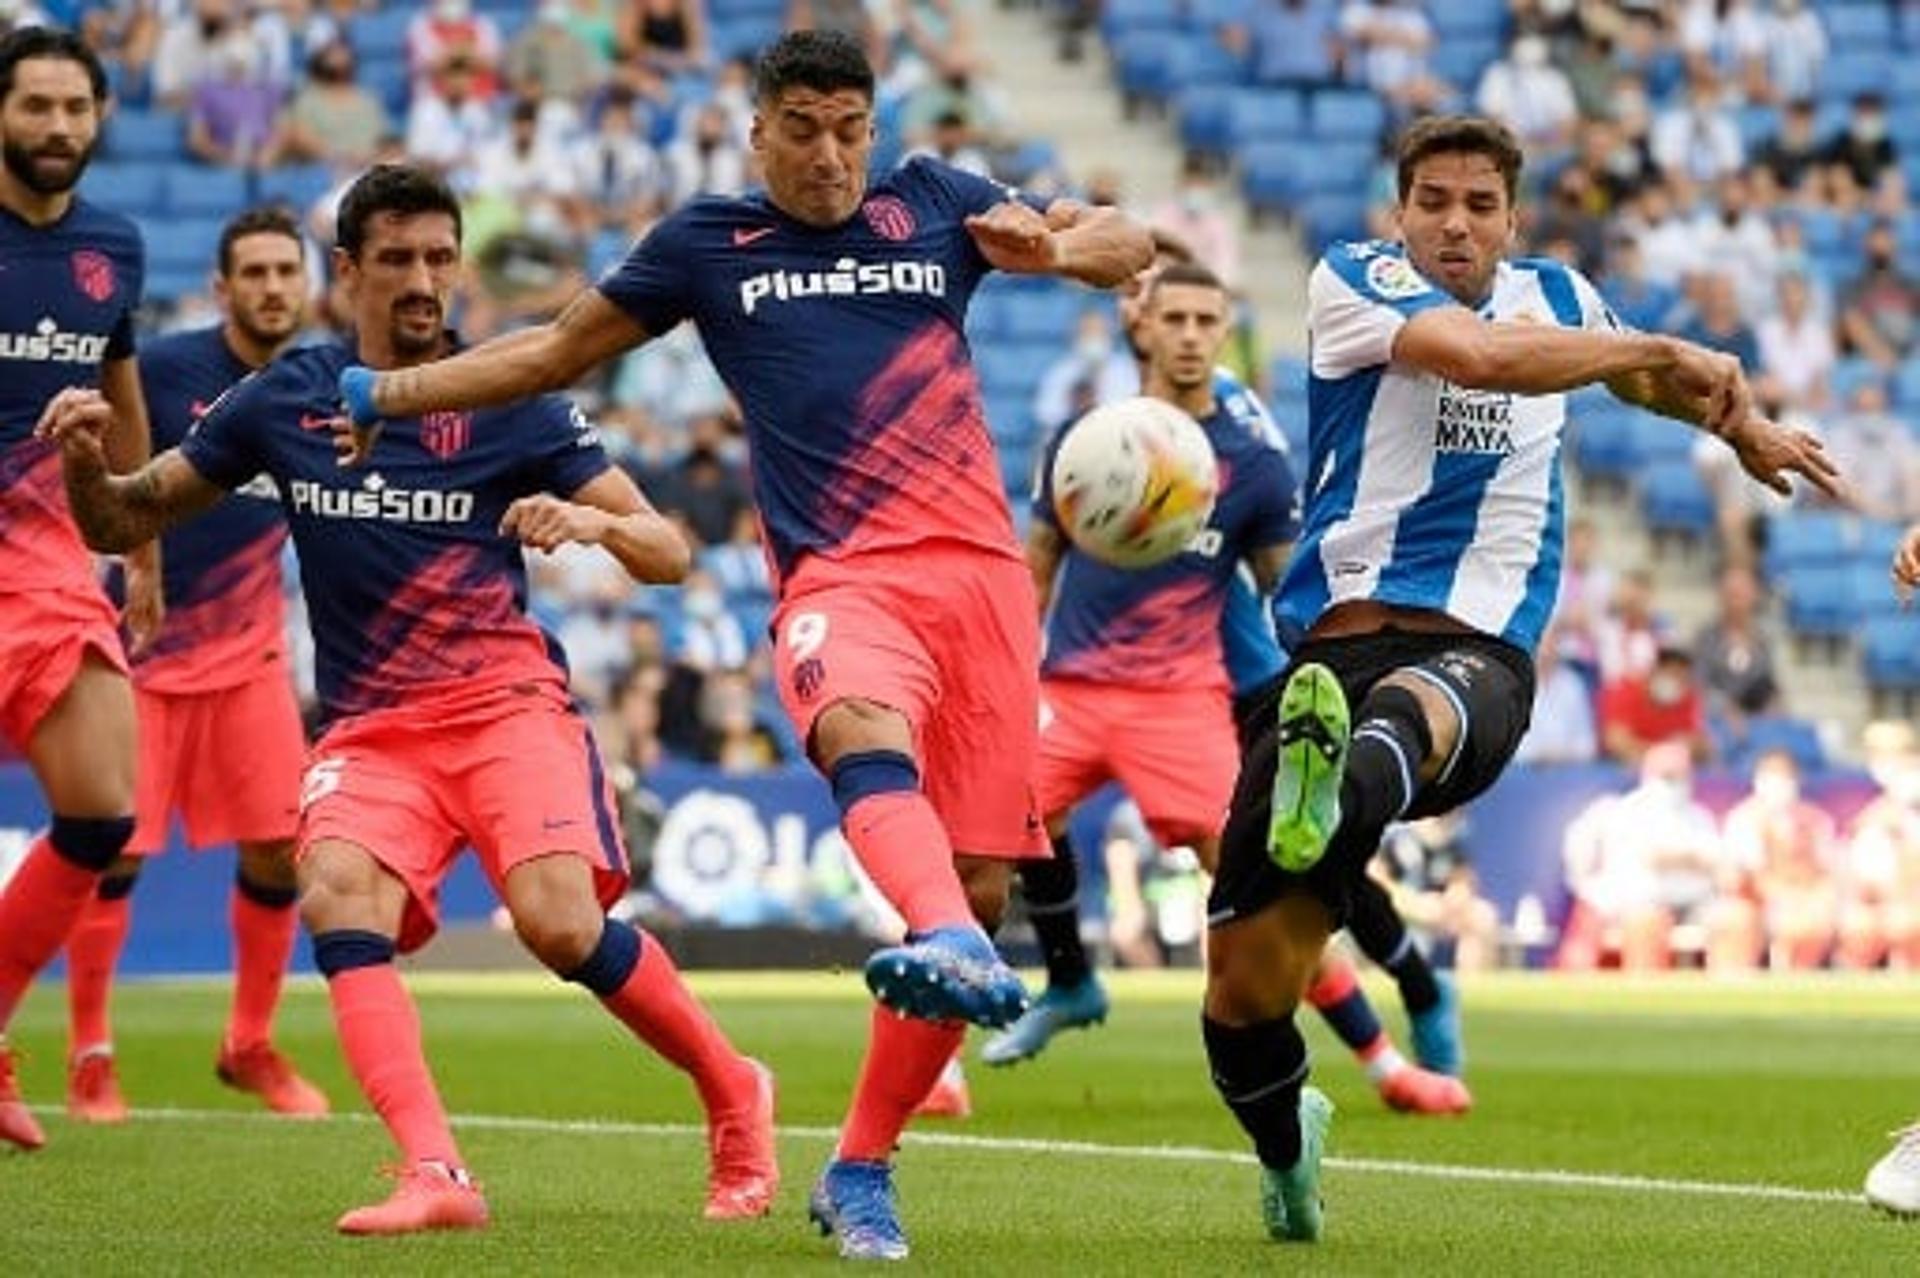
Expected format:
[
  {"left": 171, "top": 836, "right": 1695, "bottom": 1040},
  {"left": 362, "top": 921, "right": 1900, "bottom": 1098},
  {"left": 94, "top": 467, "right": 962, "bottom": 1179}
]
[
  {"left": 753, "top": 89, "right": 873, "bottom": 227},
  {"left": 339, "top": 211, "right": 461, "bottom": 361},
  {"left": 1396, "top": 153, "right": 1516, "bottom": 305},
  {"left": 0, "top": 58, "right": 102, "bottom": 196},
  {"left": 220, "top": 232, "right": 309, "bottom": 347}
]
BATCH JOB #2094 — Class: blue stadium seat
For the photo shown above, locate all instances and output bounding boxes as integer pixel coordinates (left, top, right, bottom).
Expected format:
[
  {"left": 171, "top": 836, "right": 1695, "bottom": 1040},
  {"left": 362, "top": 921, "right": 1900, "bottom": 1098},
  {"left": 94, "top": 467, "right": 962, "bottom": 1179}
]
[
  {"left": 999, "top": 437, "right": 1038, "bottom": 496},
  {"left": 1639, "top": 460, "right": 1714, "bottom": 538},
  {"left": 1862, "top": 616, "right": 1920, "bottom": 690},
  {"left": 1819, "top": 52, "right": 1893, "bottom": 101},
  {"left": 1308, "top": 90, "right": 1387, "bottom": 142},
  {"left": 1729, "top": 715, "right": 1829, "bottom": 774},
  {"left": 1429, "top": 40, "right": 1501, "bottom": 95},
  {"left": 1101, "top": 0, "right": 1180, "bottom": 42},
  {"left": 1168, "top": 32, "right": 1248, "bottom": 90},
  {"left": 145, "top": 266, "right": 211, "bottom": 303},
  {"left": 83, "top": 162, "right": 166, "bottom": 215},
  {"left": 1428, "top": 0, "right": 1507, "bottom": 40},
  {"left": 1184, "top": 0, "right": 1246, "bottom": 33},
  {"left": 1227, "top": 88, "right": 1306, "bottom": 148},
  {"left": 1178, "top": 85, "right": 1238, "bottom": 156},
  {"left": 347, "top": 9, "right": 414, "bottom": 59},
  {"left": 1829, "top": 356, "right": 1886, "bottom": 405},
  {"left": 360, "top": 55, "right": 410, "bottom": 117},
  {"left": 1847, "top": 560, "right": 1907, "bottom": 620},
  {"left": 1858, "top": 520, "right": 1908, "bottom": 568},
  {"left": 252, "top": 164, "right": 334, "bottom": 212},
  {"left": 1296, "top": 194, "right": 1369, "bottom": 250},
  {"left": 1292, "top": 143, "right": 1376, "bottom": 196},
  {"left": 1000, "top": 289, "right": 1085, "bottom": 344},
  {"left": 163, "top": 164, "right": 249, "bottom": 217},
  {"left": 1630, "top": 412, "right": 1693, "bottom": 467},
  {"left": 1113, "top": 32, "right": 1179, "bottom": 103},
  {"left": 1269, "top": 355, "right": 1309, "bottom": 395},
  {"left": 1894, "top": 358, "right": 1920, "bottom": 412},
  {"left": 977, "top": 344, "right": 1056, "bottom": 398},
  {"left": 1240, "top": 141, "right": 1312, "bottom": 211},
  {"left": 106, "top": 109, "right": 183, "bottom": 161},
  {"left": 1782, "top": 562, "right": 1857, "bottom": 638},
  {"left": 1766, "top": 509, "right": 1855, "bottom": 577},
  {"left": 1571, "top": 402, "right": 1640, "bottom": 479},
  {"left": 1824, "top": 3, "right": 1895, "bottom": 51}
]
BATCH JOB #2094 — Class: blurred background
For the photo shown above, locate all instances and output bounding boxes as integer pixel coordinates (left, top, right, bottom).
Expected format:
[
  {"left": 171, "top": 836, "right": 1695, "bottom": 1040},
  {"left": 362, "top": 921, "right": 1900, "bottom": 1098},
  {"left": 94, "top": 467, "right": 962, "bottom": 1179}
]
[{"left": 2, "top": 0, "right": 1918, "bottom": 980}]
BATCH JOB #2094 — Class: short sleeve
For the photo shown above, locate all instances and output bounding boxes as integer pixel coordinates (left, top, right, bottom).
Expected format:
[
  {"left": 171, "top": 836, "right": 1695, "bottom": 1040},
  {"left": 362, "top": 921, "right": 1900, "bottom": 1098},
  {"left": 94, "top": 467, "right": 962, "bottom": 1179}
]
[
  {"left": 1568, "top": 266, "right": 1624, "bottom": 333},
  {"left": 1240, "top": 443, "right": 1301, "bottom": 549},
  {"left": 595, "top": 209, "right": 695, "bottom": 336},
  {"left": 1029, "top": 420, "right": 1069, "bottom": 530},
  {"left": 178, "top": 370, "right": 267, "bottom": 490},
  {"left": 529, "top": 395, "right": 616, "bottom": 497},
  {"left": 909, "top": 155, "right": 1049, "bottom": 221},
  {"left": 105, "top": 233, "right": 144, "bottom": 359},
  {"left": 1307, "top": 244, "right": 1453, "bottom": 379}
]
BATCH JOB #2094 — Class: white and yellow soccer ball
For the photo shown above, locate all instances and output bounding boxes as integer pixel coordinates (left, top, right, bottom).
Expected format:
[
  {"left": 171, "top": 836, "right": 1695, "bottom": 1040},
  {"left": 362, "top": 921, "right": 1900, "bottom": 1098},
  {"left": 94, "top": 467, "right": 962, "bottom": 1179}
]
[{"left": 1050, "top": 396, "right": 1219, "bottom": 569}]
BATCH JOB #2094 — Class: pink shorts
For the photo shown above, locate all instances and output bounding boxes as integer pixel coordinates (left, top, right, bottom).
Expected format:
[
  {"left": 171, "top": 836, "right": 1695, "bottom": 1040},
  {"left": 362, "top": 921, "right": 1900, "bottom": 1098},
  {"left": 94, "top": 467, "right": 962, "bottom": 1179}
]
[
  {"left": 0, "top": 580, "right": 128, "bottom": 752},
  {"left": 1036, "top": 678, "right": 1238, "bottom": 847},
  {"left": 298, "top": 686, "right": 628, "bottom": 953},
  {"left": 772, "top": 544, "right": 1048, "bottom": 860},
  {"left": 129, "top": 673, "right": 306, "bottom": 854}
]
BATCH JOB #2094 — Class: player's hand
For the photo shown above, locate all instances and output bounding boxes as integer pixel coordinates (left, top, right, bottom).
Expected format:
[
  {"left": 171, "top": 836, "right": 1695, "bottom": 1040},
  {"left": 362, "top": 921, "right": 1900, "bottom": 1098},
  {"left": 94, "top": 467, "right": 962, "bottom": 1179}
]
[
  {"left": 1668, "top": 344, "right": 1751, "bottom": 438},
  {"left": 500, "top": 494, "right": 611, "bottom": 552},
  {"left": 122, "top": 553, "right": 165, "bottom": 656},
  {"left": 966, "top": 201, "right": 1061, "bottom": 274},
  {"left": 332, "top": 366, "right": 384, "bottom": 468},
  {"left": 33, "top": 387, "right": 114, "bottom": 471},
  {"left": 1723, "top": 414, "right": 1845, "bottom": 501},
  {"left": 1892, "top": 525, "right": 1920, "bottom": 606}
]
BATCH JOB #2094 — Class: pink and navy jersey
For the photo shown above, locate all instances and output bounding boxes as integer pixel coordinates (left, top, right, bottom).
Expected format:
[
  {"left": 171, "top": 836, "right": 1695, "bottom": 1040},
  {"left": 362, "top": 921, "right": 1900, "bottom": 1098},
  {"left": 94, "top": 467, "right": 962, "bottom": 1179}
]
[
  {"left": 0, "top": 197, "right": 143, "bottom": 592},
  {"left": 597, "top": 157, "right": 1042, "bottom": 586},
  {"left": 1034, "top": 400, "right": 1298, "bottom": 691},
  {"left": 131, "top": 326, "right": 288, "bottom": 695},
  {"left": 179, "top": 340, "right": 613, "bottom": 726}
]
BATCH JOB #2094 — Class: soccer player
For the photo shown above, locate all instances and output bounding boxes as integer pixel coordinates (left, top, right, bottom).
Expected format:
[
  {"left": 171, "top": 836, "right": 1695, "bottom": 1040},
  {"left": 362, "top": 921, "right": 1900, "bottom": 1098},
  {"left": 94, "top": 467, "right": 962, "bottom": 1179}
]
[
  {"left": 986, "top": 259, "right": 1468, "bottom": 1113},
  {"left": 325, "top": 29, "right": 1152, "bottom": 1260},
  {"left": 1202, "top": 115, "right": 1841, "bottom": 1243},
  {"left": 0, "top": 27, "right": 158, "bottom": 1152},
  {"left": 40, "top": 164, "right": 776, "bottom": 1234},
  {"left": 60, "top": 207, "right": 327, "bottom": 1123}
]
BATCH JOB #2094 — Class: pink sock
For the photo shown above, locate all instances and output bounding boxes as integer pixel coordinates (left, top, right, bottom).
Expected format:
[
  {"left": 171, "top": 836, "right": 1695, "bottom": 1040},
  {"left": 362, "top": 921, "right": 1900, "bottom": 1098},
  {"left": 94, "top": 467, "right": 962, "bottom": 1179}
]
[
  {"left": 227, "top": 887, "right": 298, "bottom": 1050},
  {"left": 65, "top": 890, "right": 132, "bottom": 1054},
  {"left": 597, "top": 929, "right": 754, "bottom": 1114},
  {"left": 328, "top": 965, "right": 461, "bottom": 1166},
  {"left": 0, "top": 837, "right": 101, "bottom": 1027},
  {"left": 836, "top": 1006, "right": 966, "bottom": 1161},
  {"left": 842, "top": 793, "right": 972, "bottom": 933}
]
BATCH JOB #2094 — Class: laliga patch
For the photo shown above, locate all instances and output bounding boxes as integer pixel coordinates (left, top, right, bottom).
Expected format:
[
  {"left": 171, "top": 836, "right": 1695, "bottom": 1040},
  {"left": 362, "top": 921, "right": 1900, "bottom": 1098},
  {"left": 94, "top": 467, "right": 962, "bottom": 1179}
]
[{"left": 1365, "top": 255, "right": 1434, "bottom": 301}]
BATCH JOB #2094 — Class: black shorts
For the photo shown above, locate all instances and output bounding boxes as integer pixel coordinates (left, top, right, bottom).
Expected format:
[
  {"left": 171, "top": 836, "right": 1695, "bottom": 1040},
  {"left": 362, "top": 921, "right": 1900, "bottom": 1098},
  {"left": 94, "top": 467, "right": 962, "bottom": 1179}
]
[{"left": 1208, "top": 628, "right": 1535, "bottom": 930}]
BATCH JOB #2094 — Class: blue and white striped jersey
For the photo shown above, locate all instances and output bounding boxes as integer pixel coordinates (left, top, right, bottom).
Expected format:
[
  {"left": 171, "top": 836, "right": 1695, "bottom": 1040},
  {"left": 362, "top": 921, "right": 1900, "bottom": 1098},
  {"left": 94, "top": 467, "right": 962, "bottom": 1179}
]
[{"left": 1275, "top": 239, "right": 1616, "bottom": 656}]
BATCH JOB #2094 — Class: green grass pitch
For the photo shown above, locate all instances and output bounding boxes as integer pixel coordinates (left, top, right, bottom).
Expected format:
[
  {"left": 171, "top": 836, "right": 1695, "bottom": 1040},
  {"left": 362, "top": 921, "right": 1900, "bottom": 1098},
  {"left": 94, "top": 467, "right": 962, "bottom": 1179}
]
[{"left": 4, "top": 970, "right": 1917, "bottom": 1274}]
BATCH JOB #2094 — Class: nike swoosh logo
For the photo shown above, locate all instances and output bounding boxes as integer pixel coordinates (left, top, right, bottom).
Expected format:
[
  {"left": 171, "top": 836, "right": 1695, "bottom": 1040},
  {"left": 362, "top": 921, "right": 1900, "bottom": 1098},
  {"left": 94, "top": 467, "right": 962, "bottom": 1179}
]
[
  {"left": 541, "top": 817, "right": 578, "bottom": 831},
  {"left": 299, "top": 413, "right": 336, "bottom": 431},
  {"left": 732, "top": 226, "right": 776, "bottom": 247},
  {"left": 189, "top": 400, "right": 212, "bottom": 419}
]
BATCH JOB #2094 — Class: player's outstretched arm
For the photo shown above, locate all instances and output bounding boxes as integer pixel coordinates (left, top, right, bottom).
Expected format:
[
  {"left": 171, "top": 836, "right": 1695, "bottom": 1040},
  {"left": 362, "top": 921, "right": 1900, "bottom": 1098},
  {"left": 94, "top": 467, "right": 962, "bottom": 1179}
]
[
  {"left": 966, "top": 199, "right": 1154, "bottom": 288},
  {"left": 349, "top": 290, "right": 651, "bottom": 426},
  {"left": 37, "top": 388, "right": 226, "bottom": 554},
  {"left": 503, "top": 466, "right": 691, "bottom": 585}
]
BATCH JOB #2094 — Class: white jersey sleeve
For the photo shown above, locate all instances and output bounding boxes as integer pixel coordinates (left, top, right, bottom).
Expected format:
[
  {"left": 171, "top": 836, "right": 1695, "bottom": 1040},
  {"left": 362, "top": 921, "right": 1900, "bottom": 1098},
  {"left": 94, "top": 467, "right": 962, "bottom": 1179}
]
[{"left": 1307, "top": 241, "right": 1454, "bottom": 379}]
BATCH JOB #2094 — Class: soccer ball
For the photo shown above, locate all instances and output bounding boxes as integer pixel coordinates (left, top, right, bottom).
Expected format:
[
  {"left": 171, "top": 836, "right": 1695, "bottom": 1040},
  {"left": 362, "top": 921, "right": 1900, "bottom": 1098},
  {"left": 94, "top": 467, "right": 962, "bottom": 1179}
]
[{"left": 1050, "top": 396, "right": 1219, "bottom": 569}]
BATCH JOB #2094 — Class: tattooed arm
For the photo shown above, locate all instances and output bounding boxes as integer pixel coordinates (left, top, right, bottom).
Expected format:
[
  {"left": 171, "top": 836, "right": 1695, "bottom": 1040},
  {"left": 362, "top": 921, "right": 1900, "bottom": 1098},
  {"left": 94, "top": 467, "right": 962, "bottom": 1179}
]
[{"left": 37, "top": 388, "right": 227, "bottom": 553}]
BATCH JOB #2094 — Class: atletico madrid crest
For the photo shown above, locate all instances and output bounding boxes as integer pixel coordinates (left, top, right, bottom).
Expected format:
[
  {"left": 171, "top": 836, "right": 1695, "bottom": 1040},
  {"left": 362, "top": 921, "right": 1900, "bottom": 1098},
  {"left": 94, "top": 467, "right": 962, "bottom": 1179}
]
[
  {"left": 420, "top": 410, "right": 472, "bottom": 459},
  {"left": 71, "top": 250, "right": 116, "bottom": 303}
]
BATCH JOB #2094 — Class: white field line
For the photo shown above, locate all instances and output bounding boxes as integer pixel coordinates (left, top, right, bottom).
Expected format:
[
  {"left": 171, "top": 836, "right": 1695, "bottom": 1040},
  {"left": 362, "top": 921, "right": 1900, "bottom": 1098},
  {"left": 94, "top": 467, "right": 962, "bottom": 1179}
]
[{"left": 29, "top": 1103, "right": 1861, "bottom": 1208}]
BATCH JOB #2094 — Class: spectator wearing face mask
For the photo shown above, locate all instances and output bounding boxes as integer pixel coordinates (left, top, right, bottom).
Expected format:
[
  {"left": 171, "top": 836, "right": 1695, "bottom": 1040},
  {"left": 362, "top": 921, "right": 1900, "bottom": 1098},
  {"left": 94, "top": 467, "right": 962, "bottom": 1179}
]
[
  {"left": 1147, "top": 155, "right": 1242, "bottom": 291},
  {"left": 1840, "top": 221, "right": 1920, "bottom": 369},
  {"left": 1560, "top": 742, "right": 1735, "bottom": 969},
  {"left": 153, "top": 0, "right": 256, "bottom": 107},
  {"left": 1718, "top": 750, "right": 1839, "bottom": 969},
  {"left": 408, "top": 0, "right": 504, "bottom": 98},
  {"left": 1760, "top": 0, "right": 1827, "bottom": 104},
  {"left": 1600, "top": 641, "right": 1712, "bottom": 765},
  {"left": 675, "top": 570, "right": 749, "bottom": 673},
  {"left": 1033, "top": 308, "right": 1140, "bottom": 437},
  {"left": 1476, "top": 32, "right": 1578, "bottom": 154},
  {"left": 273, "top": 41, "right": 390, "bottom": 168},
  {"left": 1823, "top": 92, "right": 1898, "bottom": 192},
  {"left": 185, "top": 29, "right": 281, "bottom": 169},
  {"left": 664, "top": 102, "right": 747, "bottom": 203},
  {"left": 506, "top": 0, "right": 609, "bottom": 102}
]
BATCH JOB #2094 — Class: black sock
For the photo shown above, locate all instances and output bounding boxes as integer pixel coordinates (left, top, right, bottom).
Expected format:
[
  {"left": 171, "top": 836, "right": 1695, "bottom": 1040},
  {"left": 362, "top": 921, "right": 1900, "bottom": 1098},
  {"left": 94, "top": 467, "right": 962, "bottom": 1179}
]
[
  {"left": 1348, "top": 877, "right": 1440, "bottom": 1015},
  {"left": 1203, "top": 1014, "right": 1308, "bottom": 1170},
  {"left": 1021, "top": 835, "right": 1091, "bottom": 989},
  {"left": 1335, "top": 685, "right": 1434, "bottom": 855}
]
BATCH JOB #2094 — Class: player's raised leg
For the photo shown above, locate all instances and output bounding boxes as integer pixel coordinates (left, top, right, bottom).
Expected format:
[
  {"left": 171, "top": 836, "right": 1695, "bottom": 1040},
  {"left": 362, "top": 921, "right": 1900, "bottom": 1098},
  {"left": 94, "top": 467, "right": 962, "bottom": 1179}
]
[
  {"left": 499, "top": 853, "right": 776, "bottom": 1220},
  {"left": 0, "top": 655, "right": 138, "bottom": 1151},
  {"left": 301, "top": 838, "right": 485, "bottom": 1235},
  {"left": 217, "top": 840, "right": 328, "bottom": 1116}
]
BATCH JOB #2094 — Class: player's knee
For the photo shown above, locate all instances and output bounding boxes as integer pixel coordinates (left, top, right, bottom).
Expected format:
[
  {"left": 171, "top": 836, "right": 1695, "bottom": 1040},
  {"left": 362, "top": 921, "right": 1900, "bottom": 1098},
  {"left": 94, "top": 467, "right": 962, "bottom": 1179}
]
[
  {"left": 46, "top": 814, "right": 136, "bottom": 873},
  {"left": 811, "top": 698, "right": 914, "bottom": 772},
  {"left": 957, "top": 859, "right": 1012, "bottom": 933},
  {"left": 238, "top": 842, "right": 300, "bottom": 896},
  {"left": 514, "top": 907, "right": 604, "bottom": 974},
  {"left": 297, "top": 843, "right": 390, "bottom": 935},
  {"left": 1364, "top": 678, "right": 1447, "bottom": 780}
]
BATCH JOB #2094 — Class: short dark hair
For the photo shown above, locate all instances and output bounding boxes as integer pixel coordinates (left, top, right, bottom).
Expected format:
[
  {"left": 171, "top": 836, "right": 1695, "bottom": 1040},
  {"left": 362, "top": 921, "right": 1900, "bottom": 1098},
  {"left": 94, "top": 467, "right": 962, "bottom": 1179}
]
[
  {"left": 218, "top": 206, "right": 304, "bottom": 277},
  {"left": 0, "top": 26, "right": 109, "bottom": 106},
  {"left": 334, "top": 163, "right": 463, "bottom": 259},
  {"left": 752, "top": 29, "right": 874, "bottom": 105},
  {"left": 1395, "top": 115, "right": 1524, "bottom": 205},
  {"left": 1146, "top": 260, "right": 1227, "bottom": 303}
]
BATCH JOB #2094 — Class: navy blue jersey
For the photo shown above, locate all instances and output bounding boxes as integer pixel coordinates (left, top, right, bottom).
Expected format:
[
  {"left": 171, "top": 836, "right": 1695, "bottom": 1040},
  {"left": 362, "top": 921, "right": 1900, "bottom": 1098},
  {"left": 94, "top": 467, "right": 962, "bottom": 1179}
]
[
  {"left": 133, "top": 326, "right": 288, "bottom": 693},
  {"left": 0, "top": 197, "right": 144, "bottom": 590},
  {"left": 597, "top": 157, "right": 1044, "bottom": 586},
  {"left": 1034, "top": 399, "right": 1298, "bottom": 691},
  {"left": 180, "top": 340, "right": 613, "bottom": 724}
]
